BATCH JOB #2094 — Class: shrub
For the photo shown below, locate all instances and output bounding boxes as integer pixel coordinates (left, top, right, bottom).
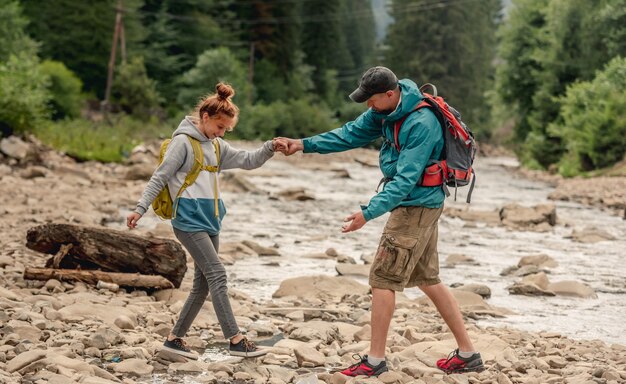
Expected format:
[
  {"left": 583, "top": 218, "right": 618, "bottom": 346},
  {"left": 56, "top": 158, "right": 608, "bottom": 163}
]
[
  {"left": 177, "top": 48, "right": 250, "bottom": 110},
  {"left": 39, "top": 60, "right": 83, "bottom": 119},
  {"left": 32, "top": 115, "right": 173, "bottom": 163},
  {"left": 550, "top": 56, "right": 626, "bottom": 175},
  {"left": 235, "top": 99, "right": 338, "bottom": 140},
  {"left": 112, "top": 56, "right": 162, "bottom": 119},
  {"left": 0, "top": 0, "right": 37, "bottom": 60},
  {"left": 0, "top": 54, "right": 50, "bottom": 135}
]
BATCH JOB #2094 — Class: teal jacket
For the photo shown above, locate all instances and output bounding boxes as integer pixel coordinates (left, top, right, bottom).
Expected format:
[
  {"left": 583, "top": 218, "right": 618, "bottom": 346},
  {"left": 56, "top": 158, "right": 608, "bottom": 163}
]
[{"left": 302, "top": 79, "right": 445, "bottom": 222}]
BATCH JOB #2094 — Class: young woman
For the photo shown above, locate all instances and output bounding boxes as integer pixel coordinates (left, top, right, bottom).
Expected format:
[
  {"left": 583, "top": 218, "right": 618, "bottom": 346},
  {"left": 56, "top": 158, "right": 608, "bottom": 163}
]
[{"left": 127, "top": 83, "right": 284, "bottom": 359}]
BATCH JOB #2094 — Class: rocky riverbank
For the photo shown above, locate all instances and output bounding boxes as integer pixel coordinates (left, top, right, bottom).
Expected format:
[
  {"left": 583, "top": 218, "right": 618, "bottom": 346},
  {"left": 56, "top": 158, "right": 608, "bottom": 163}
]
[{"left": 0, "top": 136, "right": 625, "bottom": 384}]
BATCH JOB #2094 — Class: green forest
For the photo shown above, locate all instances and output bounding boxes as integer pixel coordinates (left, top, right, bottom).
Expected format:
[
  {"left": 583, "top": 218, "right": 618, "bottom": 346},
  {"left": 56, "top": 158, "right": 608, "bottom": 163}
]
[{"left": 1, "top": 0, "right": 624, "bottom": 176}]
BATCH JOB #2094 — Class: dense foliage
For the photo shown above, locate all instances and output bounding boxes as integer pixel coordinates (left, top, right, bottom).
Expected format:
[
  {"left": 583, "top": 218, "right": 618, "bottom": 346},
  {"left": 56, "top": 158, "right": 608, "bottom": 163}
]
[
  {"left": 496, "top": 0, "right": 626, "bottom": 173},
  {"left": 385, "top": 0, "right": 501, "bottom": 137},
  {"left": 3, "top": 0, "right": 624, "bottom": 173},
  {"left": 549, "top": 57, "right": 626, "bottom": 176}
]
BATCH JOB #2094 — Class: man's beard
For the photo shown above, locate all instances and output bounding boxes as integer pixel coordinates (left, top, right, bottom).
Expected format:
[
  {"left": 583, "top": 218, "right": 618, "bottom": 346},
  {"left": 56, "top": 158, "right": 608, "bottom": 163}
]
[{"left": 372, "top": 107, "right": 394, "bottom": 115}]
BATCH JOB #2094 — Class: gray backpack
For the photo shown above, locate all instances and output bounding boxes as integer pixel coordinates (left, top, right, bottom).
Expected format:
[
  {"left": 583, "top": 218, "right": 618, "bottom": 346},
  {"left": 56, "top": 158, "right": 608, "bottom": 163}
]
[{"left": 392, "top": 83, "right": 476, "bottom": 203}]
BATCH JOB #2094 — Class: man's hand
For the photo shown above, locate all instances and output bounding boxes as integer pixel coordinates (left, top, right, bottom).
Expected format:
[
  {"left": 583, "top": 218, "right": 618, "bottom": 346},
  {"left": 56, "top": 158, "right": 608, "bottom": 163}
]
[
  {"left": 127, "top": 212, "right": 142, "bottom": 229},
  {"left": 274, "top": 137, "right": 304, "bottom": 156},
  {"left": 342, "top": 210, "right": 366, "bottom": 233}
]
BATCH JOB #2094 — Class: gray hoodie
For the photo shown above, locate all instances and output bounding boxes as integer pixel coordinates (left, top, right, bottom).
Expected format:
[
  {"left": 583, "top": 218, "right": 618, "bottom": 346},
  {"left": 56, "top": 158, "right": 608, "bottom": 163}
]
[{"left": 135, "top": 116, "right": 275, "bottom": 234}]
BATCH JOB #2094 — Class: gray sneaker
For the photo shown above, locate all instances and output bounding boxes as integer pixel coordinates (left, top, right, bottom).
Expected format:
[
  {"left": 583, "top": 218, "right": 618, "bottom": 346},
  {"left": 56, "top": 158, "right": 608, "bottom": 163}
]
[{"left": 229, "top": 336, "right": 267, "bottom": 357}]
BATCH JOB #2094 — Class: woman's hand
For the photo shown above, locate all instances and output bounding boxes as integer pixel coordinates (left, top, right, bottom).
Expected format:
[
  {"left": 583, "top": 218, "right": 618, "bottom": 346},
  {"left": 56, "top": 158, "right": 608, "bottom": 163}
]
[
  {"left": 274, "top": 137, "right": 304, "bottom": 155},
  {"left": 127, "top": 212, "right": 142, "bottom": 229},
  {"left": 272, "top": 137, "right": 289, "bottom": 154}
]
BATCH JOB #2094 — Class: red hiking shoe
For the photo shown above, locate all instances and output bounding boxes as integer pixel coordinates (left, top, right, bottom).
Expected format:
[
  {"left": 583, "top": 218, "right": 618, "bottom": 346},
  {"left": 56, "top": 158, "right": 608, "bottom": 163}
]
[
  {"left": 437, "top": 349, "right": 484, "bottom": 373},
  {"left": 339, "top": 354, "right": 389, "bottom": 377}
]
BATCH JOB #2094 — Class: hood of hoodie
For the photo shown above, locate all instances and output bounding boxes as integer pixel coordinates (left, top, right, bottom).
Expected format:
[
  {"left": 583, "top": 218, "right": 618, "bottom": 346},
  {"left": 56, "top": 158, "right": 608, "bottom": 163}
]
[
  {"left": 172, "top": 116, "right": 210, "bottom": 142},
  {"left": 382, "top": 79, "right": 424, "bottom": 122}
]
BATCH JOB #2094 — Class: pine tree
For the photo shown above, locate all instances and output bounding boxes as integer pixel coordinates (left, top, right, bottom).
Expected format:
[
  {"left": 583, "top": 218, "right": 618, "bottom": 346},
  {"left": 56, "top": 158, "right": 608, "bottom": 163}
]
[
  {"left": 496, "top": 0, "right": 626, "bottom": 169},
  {"left": 300, "top": 0, "right": 352, "bottom": 102},
  {"left": 21, "top": 0, "right": 146, "bottom": 98},
  {"left": 385, "top": 0, "right": 501, "bottom": 128},
  {"left": 339, "top": 0, "right": 376, "bottom": 92},
  {"left": 139, "top": 0, "right": 232, "bottom": 104}
]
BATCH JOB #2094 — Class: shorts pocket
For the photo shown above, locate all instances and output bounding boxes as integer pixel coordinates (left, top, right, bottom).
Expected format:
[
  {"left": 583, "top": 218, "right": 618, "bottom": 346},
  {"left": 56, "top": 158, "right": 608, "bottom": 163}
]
[{"left": 374, "top": 233, "right": 419, "bottom": 280}]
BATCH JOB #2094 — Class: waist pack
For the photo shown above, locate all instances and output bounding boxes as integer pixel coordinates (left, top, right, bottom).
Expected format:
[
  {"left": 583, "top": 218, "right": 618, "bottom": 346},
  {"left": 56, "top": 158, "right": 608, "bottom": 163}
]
[
  {"left": 392, "top": 83, "right": 476, "bottom": 203},
  {"left": 151, "top": 135, "right": 221, "bottom": 219}
]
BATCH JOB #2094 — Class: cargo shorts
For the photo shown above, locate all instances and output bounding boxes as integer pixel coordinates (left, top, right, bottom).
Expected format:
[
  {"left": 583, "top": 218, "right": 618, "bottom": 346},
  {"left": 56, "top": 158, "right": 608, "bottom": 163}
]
[{"left": 369, "top": 206, "right": 443, "bottom": 291}]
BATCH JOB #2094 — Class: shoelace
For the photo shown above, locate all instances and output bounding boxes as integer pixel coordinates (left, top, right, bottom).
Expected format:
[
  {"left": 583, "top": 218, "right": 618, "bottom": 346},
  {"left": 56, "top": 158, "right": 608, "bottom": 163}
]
[
  {"left": 241, "top": 337, "right": 257, "bottom": 351},
  {"left": 173, "top": 338, "right": 190, "bottom": 351},
  {"left": 348, "top": 353, "right": 366, "bottom": 371},
  {"left": 443, "top": 349, "right": 461, "bottom": 365}
]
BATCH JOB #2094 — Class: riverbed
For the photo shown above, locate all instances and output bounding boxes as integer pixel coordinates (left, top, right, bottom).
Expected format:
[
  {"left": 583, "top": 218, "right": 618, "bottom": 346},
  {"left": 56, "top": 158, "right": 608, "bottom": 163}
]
[{"left": 215, "top": 154, "right": 626, "bottom": 346}]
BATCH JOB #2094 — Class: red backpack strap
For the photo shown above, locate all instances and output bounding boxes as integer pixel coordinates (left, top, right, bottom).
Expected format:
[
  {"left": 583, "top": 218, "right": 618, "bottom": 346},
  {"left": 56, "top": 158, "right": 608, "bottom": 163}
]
[{"left": 393, "top": 100, "right": 431, "bottom": 151}]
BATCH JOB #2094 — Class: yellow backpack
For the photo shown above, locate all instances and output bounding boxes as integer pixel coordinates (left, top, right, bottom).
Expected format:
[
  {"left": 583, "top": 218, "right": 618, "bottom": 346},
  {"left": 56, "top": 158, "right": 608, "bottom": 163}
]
[{"left": 151, "top": 135, "right": 221, "bottom": 220}]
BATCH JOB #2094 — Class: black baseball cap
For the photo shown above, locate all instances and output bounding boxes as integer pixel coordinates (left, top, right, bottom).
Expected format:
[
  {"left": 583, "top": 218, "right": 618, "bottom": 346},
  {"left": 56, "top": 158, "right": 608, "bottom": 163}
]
[{"left": 349, "top": 66, "right": 399, "bottom": 103}]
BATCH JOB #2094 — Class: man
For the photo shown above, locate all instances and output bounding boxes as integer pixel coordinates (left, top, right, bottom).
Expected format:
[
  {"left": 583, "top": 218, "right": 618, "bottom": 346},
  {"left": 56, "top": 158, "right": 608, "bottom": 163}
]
[{"left": 278, "top": 66, "right": 483, "bottom": 377}]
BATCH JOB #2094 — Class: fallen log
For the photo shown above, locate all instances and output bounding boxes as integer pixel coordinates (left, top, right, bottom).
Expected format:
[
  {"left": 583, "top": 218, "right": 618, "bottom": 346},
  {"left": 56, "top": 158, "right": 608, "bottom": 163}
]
[
  {"left": 24, "top": 268, "right": 174, "bottom": 290},
  {"left": 26, "top": 223, "right": 187, "bottom": 287}
]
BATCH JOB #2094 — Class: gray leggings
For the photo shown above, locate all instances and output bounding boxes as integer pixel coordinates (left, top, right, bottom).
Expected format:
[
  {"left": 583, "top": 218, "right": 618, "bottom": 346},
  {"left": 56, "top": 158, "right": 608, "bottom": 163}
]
[{"left": 171, "top": 228, "right": 239, "bottom": 340}]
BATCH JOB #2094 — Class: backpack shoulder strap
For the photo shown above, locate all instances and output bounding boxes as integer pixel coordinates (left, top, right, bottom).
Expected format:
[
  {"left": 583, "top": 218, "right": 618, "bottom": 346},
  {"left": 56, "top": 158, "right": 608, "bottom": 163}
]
[
  {"left": 176, "top": 135, "right": 204, "bottom": 198},
  {"left": 213, "top": 139, "right": 220, "bottom": 169},
  {"left": 393, "top": 100, "right": 431, "bottom": 151}
]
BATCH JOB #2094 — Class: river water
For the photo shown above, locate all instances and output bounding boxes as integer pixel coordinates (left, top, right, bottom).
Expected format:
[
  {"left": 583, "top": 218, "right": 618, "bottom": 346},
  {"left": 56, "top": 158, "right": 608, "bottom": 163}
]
[
  {"left": 211, "top": 154, "right": 626, "bottom": 347},
  {"left": 130, "top": 152, "right": 626, "bottom": 347}
]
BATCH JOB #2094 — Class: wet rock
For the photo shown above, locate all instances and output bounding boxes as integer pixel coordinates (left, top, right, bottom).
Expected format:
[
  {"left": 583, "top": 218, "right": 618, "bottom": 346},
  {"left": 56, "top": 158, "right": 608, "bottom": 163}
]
[
  {"left": 499, "top": 203, "right": 557, "bottom": 229},
  {"left": 168, "top": 360, "right": 204, "bottom": 374},
  {"left": 294, "top": 345, "right": 325, "bottom": 367},
  {"left": 445, "top": 254, "right": 478, "bottom": 267},
  {"left": 570, "top": 227, "right": 616, "bottom": 243},
  {"left": 287, "top": 321, "right": 340, "bottom": 343},
  {"left": 336, "top": 254, "right": 356, "bottom": 264},
  {"left": 220, "top": 172, "right": 265, "bottom": 194},
  {"left": 110, "top": 358, "right": 154, "bottom": 377},
  {"left": 335, "top": 263, "right": 370, "bottom": 277},
  {"left": 507, "top": 282, "right": 555, "bottom": 296},
  {"left": 547, "top": 281, "right": 598, "bottom": 298},
  {"left": 273, "top": 275, "right": 369, "bottom": 303},
  {"left": 417, "top": 290, "right": 509, "bottom": 317},
  {"left": 518, "top": 254, "right": 558, "bottom": 268},
  {"left": 522, "top": 272, "right": 550, "bottom": 290},
  {"left": 242, "top": 240, "right": 281, "bottom": 256},
  {"left": 453, "top": 284, "right": 491, "bottom": 299},
  {"left": 273, "top": 187, "right": 315, "bottom": 201},
  {"left": 514, "top": 265, "right": 543, "bottom": 277},
  {"left": 444, "top": 207, "right": 502, "bottom": 225},
  {"left": 155, "top": 349, "right": 188, "bottom": 363}
]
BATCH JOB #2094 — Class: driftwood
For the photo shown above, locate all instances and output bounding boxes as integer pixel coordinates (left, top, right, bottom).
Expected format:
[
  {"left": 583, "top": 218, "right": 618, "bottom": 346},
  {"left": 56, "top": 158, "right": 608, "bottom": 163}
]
[
  {"left": 26, "top": 223, "right": 187, "bottom": 288},
  {"left": 24, "top": 268, "right": 174, "bottom": 289}
]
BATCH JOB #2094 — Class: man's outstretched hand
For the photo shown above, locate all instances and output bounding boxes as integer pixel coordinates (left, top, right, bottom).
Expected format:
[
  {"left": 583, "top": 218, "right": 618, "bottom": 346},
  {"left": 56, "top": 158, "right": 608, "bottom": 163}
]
[
  {"left": 342, "top": 211, "right": 366, "bottom": 233},
  {"left": 273, "top": 137, "right": 304, "bottom": 156}
]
